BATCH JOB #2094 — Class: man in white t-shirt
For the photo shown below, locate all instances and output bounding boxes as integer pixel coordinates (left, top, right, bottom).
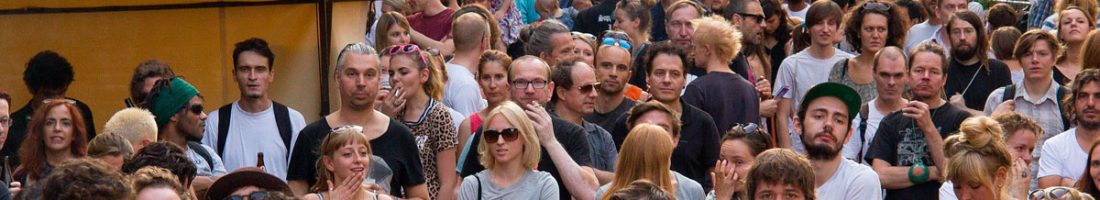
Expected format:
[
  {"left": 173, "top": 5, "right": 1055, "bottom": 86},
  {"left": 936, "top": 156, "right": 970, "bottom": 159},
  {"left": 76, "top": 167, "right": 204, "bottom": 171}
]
[
  {"left": 783, "top": 0, "right": 809, "bottom": 19},
  {"left": 796, "top": 83, "right": 883, "bottom": 199},
  {"left": 904, "top": 0, "right": 967, "bottom": 53},
  {"left": 443, "top": 13, "right": 491, "bottom": 117},
  {"left": 842, "top": 47, "right": 909, "bottom": 164},
  {"left": 773, "top": 0, "right": 854, "bottom": 152},
  {"left": 1038, "top": 69, "right": 1100, "bottom": 188},
  {"left": 203, "top": 38, "right": 307, "bottom": 180}
]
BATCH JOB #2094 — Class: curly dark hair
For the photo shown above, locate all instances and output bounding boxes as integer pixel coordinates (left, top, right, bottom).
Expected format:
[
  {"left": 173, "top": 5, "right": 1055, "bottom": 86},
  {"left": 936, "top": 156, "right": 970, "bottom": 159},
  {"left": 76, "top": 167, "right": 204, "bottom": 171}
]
[
  {"left": 233, "top": 38, "right": 275, "bottom": 69},
  {"left": 41, "top": 158, "right": 132, "bottom": 200},
  {"left": 23, "top": 50, "right": 74, "bottom": 95},
  {"left": 844, "top": 1, "right": 909, "bottom": 53},
  {"left": 129, "top": 60, "right": 176, "bottom": 108},
  {"left": 123, "top": 141, "right": 197, "bottom": 188}
]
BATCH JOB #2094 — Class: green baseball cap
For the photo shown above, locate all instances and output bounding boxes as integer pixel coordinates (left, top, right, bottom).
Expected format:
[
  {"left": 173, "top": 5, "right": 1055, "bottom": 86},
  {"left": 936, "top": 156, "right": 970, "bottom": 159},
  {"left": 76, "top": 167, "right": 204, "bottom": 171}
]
[{"left": 800, "top": 82, "right": 862, "bottom": 121}]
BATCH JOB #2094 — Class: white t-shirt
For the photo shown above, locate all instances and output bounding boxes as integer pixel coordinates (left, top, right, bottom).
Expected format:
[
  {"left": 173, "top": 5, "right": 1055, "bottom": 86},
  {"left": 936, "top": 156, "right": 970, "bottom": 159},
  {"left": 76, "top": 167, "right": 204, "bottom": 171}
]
[
  {"left": 443, "top": 63, "right": 487, "bottom": 117},
  {"left": 816, "top": 158, "right": 884, "bottom": 199},
  {"left": 202, "top": 101, "right": 307, "bottom": 180},
  {"left": 783, "top": 3, "right": 808, "bottom": 20},
  {"left": 774, "top": 48, "right": 853, "bottom": 153},
  {"left": 186, "top": 143, "right": 228, "bottom": 177},
  {"left": 904, "top": 21, "right": 943, "bottom": 54},
  {"left": 1038, "top": 128, "right": 1088, "bottom": 183},
  {"left": 842, "top": 98, "right": 887, "bottom": 164},
  {"left": 940, "top": 181, "right": 958, "bottom": 200}
]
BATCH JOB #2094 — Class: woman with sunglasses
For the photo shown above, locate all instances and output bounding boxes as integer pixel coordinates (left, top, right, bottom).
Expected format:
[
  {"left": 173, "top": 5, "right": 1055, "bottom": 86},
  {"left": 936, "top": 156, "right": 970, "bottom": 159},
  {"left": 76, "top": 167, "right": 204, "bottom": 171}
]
[
  {"left": 379, "top": 43, "right": 459, "bottom": 200},
  {"left": 458, "top": 101, "right": 558, "bottom": 199},
  {"left": 304, "top": 125, "right": 394, "bottom": 200},
  {"left": 596, "top": 124, "right": 705, "bottom": 200},
  {"left": 14, "top": 99, "right": 88, "bottom": 186},
  {"left": 827, "top": 0, "right": 906, "bottom": 104},
  {"left": 708, "top": 123, "right": 772, "bottom": 200},
  {"left": 456, "top": 50, "right": 512, "bottom": 171}
]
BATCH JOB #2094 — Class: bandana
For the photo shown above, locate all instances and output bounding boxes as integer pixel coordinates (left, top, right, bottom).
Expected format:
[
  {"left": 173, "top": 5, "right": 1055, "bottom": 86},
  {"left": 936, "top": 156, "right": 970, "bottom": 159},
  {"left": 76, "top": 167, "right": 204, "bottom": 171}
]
[{"left": 152, "top": 77, "right": 198, "bottom": 127}]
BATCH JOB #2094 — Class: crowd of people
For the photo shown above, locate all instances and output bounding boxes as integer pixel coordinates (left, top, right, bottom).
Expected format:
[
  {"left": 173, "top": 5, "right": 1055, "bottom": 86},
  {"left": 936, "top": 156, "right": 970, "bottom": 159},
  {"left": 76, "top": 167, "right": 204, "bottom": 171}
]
[{"left": 3, "top": 0, "right": 1100, "bottom": 199}]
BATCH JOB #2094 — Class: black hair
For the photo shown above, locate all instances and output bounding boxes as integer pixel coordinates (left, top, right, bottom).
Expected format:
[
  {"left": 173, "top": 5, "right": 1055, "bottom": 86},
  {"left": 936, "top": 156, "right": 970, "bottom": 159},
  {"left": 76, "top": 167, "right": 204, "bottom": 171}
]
[
  {"left": 644, "top": 42, "right": 690, "bottom": 74},
  {"left": 233, "top": 38, "right": 275, "bottom": 69},
  {"left": 23, "top": 50, "right": 74, "bottom": 95},
  {"left": 122, "top": 141, "right": 198, "bottom": 188}
]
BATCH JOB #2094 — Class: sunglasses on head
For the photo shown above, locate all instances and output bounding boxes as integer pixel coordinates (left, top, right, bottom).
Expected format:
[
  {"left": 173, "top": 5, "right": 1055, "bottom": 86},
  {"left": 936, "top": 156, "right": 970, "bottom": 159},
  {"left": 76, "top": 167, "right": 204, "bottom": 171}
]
[
  {"left": 484, "top": 128, "right": 520, "bottom": 143},
  {"left": 1029, "top": 187, "right": 1072, "bottom": 200},
  {"left": 387, "top": 44, "right": 429, "bottom": 66},
  {"left": 42, "top": 98, "right": 76, "bottom": 105},
  {"left": 224, "top": 191, "right": 269, "bottom": 200},
  {"left": 572, "top": 31, "right": 597, "bottom": 41},
  {"left": 862, "top": 2, "right": 890, "bottom": 12},
  {"left": 601, "top": 31, "right": 633, "bottom": 50}
]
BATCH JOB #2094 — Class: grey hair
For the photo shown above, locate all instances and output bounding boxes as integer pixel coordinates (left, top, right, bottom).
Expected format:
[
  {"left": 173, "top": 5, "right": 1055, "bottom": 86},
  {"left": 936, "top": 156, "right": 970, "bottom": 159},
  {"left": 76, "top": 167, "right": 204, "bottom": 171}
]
[
  {"left": 335, "top": 42, "right": 378, "bottom": 74},
  {"left": 524, "top": 20, "right": 570, "bottom": 58}
]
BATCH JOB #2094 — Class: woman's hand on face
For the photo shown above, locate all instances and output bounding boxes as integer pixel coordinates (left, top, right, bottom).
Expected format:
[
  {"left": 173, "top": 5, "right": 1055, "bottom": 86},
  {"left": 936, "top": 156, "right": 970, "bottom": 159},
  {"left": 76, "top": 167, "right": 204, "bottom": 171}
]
[
  {"left": 379, "top": 88, "right": 408, "bottom": 117},
  {"left": 711, "top": 160, "right": 740, "bottom": 200},
  {"left": 328, "top": 172, "right": 366, "bottom": 200}
]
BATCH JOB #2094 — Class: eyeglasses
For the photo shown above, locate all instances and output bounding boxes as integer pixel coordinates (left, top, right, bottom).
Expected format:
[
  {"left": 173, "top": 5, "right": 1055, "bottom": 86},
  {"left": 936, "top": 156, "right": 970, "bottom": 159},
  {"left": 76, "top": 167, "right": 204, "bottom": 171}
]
[
  {"left": 736, "top": 12, "right": 766, "bottom": 24},
  {"left": 224, "top": 191, "right": 270, "bottom": 200},
  {"left": 181, "top": 104, "right": 204, "bottom": 115},
  {"left": 1029, "top": 187, "right": 1072, "bottom": 200},
  {"left": 484, "top": 128, "right": 520, "bottom": 143},
  {"left": 862, "top": 2, "right": 891, "bottom": 12},
  {"left": 572, "top": 31, "right": 597, "bottom": 41},
  {"left": 512, "top": 79, "right": 549, "bottom": 89},
  {"left": 601, "top": 31, "right": 633, "bottom": 50},
  {"left": 386, "top": 44, "right": 428, "bottom": 66}
]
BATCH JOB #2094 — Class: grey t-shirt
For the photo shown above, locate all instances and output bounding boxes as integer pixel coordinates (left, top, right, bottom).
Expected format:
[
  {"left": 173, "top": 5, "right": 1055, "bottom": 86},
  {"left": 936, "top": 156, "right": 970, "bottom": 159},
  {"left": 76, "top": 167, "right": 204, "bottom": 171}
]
[
  {"left": 458, "top": 170, "right": 559, "bottom": 200},
  {"left": 594, "top": 172, "right": 705, "bottom": 200}
]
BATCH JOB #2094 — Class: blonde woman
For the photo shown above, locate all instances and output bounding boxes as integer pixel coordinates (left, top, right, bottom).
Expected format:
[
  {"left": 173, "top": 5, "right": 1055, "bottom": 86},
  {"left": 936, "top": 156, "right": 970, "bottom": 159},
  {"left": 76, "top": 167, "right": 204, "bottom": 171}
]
[
  {"left": 943, "top": 116, "right": 1017, "bottom": 200},
  {"left": 596, "top": 124, "right": 705, "bottom": 200},
  {"left": 458, "top": 101, "right": 558, "bottom": 199},
  {"left": 304, "top": 125, "right": 394, "bottom": 200}
]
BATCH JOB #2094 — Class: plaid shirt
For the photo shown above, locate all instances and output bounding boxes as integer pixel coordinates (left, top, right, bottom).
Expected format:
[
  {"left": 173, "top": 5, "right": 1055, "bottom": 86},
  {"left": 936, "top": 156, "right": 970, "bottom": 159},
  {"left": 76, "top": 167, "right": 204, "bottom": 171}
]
[{"left": 1029, "top": 0, "right": 1053, "bottom": 28}]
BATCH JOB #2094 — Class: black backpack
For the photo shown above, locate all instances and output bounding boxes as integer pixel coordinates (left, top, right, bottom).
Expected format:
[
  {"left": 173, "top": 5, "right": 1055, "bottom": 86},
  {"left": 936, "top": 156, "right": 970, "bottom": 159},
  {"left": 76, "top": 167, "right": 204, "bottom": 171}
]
[
  {"left": 1000, "top": 84, "right": 1070, "bottom": 130},
  {"left": 855, "top": 103, "right": 870, "bottom": 162},
  {"left": 215, "top": 102, "right": 293, "bottom": 160}
]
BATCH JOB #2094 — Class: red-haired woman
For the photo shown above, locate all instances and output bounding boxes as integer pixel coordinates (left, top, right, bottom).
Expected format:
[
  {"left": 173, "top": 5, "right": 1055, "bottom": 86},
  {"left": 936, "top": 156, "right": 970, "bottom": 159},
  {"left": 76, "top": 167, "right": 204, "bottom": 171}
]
[{"left": 15, "top": 99, "right": 89, "bottom": 185}]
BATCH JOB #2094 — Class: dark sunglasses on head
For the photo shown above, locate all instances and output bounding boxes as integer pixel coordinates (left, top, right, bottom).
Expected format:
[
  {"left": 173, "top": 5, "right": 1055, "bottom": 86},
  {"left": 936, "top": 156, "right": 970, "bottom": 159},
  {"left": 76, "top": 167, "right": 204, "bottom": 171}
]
[
  {"left": 224, "top": 191, "right": 269, "bottom": 200},
  {"left": 736, "top": 12, "right": 766, "bottom": 24},
  {"left": 484, "top": 128, "right": 521, "bottom": 143},
  {"left": 1029, "top": 187, "right": 1071, "bottom": 200},
  {"left": 862, "top": 2, "right": 891, "bottom": 12}
]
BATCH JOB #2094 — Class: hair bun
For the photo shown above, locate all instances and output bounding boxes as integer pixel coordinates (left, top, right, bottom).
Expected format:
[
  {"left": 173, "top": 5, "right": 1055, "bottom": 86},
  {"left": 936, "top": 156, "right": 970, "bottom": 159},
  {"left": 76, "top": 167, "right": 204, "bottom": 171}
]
[{"left": 958, "top": 116, "right": 1003, "bottom": 148}]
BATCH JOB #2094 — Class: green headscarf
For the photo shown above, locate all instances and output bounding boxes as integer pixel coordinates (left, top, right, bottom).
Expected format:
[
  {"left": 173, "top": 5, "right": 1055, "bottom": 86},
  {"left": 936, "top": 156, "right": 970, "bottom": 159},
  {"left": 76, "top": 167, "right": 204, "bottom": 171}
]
[{"left": 152, "top": 77, "right": 199, "bottom": 128}]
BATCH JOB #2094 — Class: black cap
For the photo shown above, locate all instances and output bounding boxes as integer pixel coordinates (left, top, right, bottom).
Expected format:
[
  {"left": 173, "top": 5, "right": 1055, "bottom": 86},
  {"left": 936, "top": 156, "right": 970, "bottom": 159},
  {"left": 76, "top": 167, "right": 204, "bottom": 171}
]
[{"left": 800, "top": 82, "right": 862, "bottom": 121}]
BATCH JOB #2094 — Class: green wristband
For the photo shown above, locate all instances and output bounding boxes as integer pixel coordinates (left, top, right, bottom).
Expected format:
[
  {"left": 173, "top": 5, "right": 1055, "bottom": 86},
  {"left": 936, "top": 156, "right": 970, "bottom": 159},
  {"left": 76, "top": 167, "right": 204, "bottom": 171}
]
[{"left": 908, "top": 163, "right": 930, "bottom": 184}]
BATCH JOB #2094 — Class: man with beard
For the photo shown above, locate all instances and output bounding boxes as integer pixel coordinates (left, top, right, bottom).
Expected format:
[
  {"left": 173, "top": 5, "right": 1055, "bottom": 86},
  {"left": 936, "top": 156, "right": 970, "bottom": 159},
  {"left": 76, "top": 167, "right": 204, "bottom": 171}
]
[
  {"left": 286, "top": 43, "right": 430, "bottom": 199},
  {"left": 795, "top": 82, "right": 882, "bottom": 199},
  {"left": 203, "top": 38, "right": 307, "bottom": 180},
  {"left": 1038, "top": 69, "right": 1100, "bottom": 188},
  {"left": 940, "top": 11, "right": 1012, "bottom": 111},
  {"left": 865, "top": 43, "right": 971, "bottom": 200},
  {"left": 145, "top": 77, "right": 226, "bottom": 193},
  {"left": 586, "top": 37, "right": 637, "bottom": 132},
  {"left": 613, "top": 42, "right": 721, "bottom": 191},
  {"left": 551, "top": 58, "right": 618, "bottom": 183}
]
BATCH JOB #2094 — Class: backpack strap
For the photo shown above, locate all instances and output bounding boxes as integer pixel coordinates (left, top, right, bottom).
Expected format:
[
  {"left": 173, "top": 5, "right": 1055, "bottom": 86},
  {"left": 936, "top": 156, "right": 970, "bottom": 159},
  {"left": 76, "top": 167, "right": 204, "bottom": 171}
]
[
  {"left": 475, "top": 174, "right": 483, "bottom": 200},
  {"left": 1002, "top": 84, "right": 1017, "bottom": 102},
  {"left": 272, "top": 101, "right": 293, "bottom": 160},
  {"left": 1057, "top": 86, "right": 1070, "bottom": 130},
  {"left": 216, "top": 104, "right": 233, "bottom": 156},
  {"left": 187, "top": 141, "right": 215, "bottom": 169},
  {"left": 856, "top": 103, "right": 870, "bottom": 163}
]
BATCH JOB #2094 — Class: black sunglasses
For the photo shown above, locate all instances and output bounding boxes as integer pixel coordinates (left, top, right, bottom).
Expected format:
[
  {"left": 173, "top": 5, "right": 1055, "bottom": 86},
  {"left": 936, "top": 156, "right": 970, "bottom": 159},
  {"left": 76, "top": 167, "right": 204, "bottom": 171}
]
[
  {"left": 484, "top": 128, "right": 521, "bottom": 143},
  {"left": 576, "top": 83, "right": 599, "bottom": 93},
  {"left": 181, "top": 104, "right": 204, "bottom": 115},
  {"left": 862, "top": 2, "right": 891, "bottom": 12},
  {"left": 224, "top": 191, "right": 269, "bottom": 200},
  {"left": 736, "top": 12, "right": 766, "bottom": 24}
]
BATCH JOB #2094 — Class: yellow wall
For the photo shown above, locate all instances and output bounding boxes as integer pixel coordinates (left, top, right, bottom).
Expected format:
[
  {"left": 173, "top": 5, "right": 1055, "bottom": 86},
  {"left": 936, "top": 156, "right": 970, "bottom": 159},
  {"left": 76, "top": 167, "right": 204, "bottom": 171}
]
[{"left": 0, "top": 1, "right": 368, "bottom": 132}]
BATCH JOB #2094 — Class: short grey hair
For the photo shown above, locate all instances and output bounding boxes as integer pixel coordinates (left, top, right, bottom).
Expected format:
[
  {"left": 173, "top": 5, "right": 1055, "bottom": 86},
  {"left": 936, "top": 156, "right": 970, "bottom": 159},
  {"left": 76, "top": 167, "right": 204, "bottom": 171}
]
[
  {"left": 524, "top": 20, "right": 570, "bottom": 57},
  {"left": 335, "top": 42, "right": 378, "bottom": 74}
]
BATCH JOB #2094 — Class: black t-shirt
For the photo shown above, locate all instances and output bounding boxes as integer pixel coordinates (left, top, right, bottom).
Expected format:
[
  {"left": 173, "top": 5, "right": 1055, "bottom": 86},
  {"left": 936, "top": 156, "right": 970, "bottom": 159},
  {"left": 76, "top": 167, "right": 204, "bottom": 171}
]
[
  {"left": 943, "top": 59, "right": 1012, "bottom": 110},
  {"left": 682, "top": 72, "right": 760, "bottom": 133},
  {"left": 459, "top": 116, "right": 593, "bottom": 198},
  {"left": 865, "top": 103, "right": 971, "bottom": 200},
  {"left": 630, "top": 53, "right": 751, "bottom": 91},
  {"left": 572, "top": 0, "right": 618, "bottom": 35},
  {"left": 650, "top": 5, "right": 668, "bottom": 42},
  {"left": 1054, "top": 67, "right": 1070, "bottom": 86},
  {"left": 1, "top": 98, "right": 96, "bottom": 168},
  {"left": 584, "top": 98, "right": 636, "bottom": 132},
  {"left": 287, "top": 118, "right": 425, "bottom": 197},
  {"left": 611, "top": 102, "right": 720, "bottom": 191}
]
